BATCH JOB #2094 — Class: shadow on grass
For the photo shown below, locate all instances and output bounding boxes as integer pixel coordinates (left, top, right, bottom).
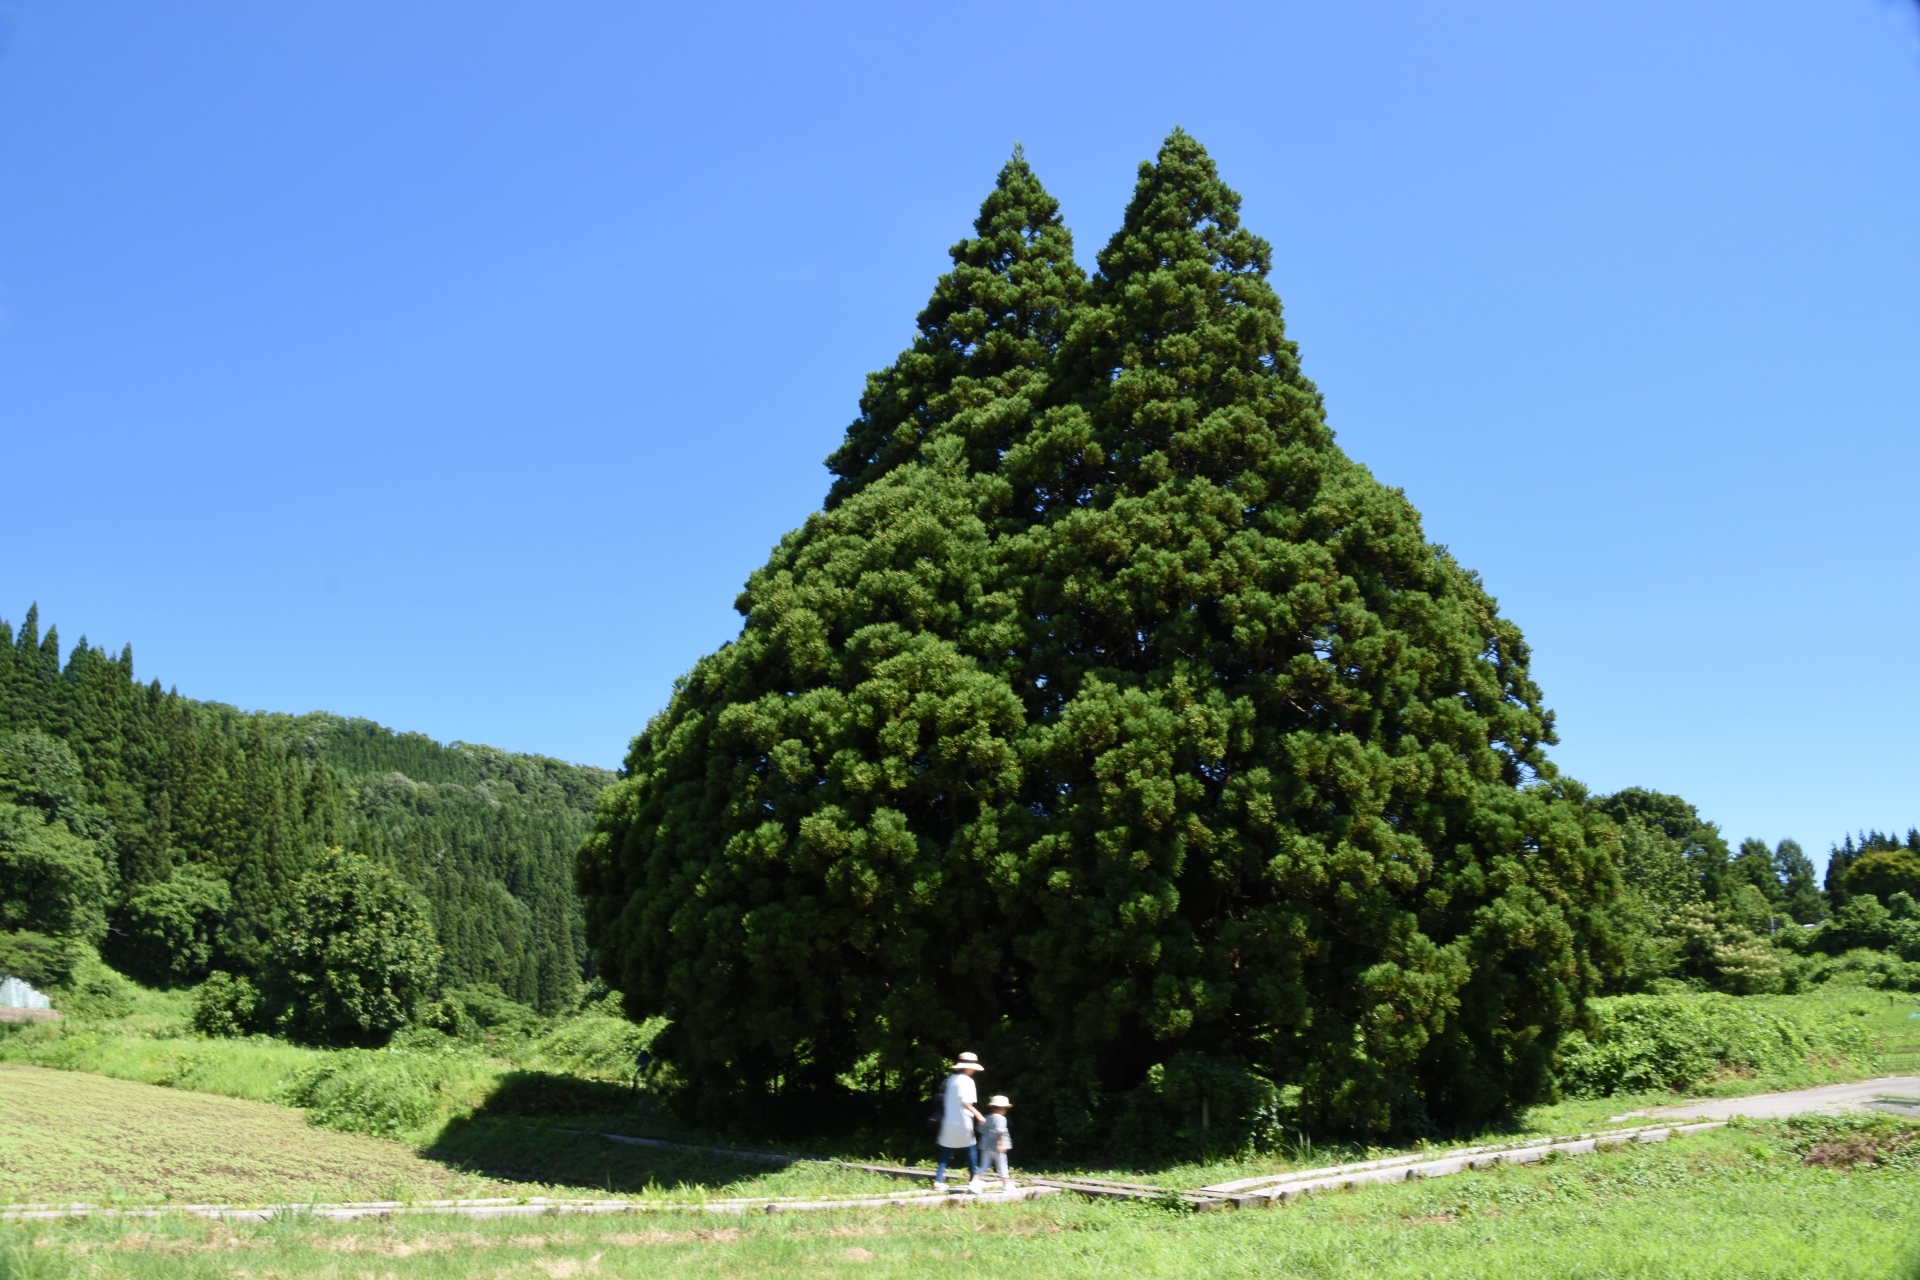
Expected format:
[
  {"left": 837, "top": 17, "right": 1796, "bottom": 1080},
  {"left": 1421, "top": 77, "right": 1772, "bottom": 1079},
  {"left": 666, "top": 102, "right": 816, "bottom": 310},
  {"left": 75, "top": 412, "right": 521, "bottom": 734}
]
[
  {"left": 423, "top": 1071, "right": 1481, "bottom": 1193},
  {"left": 421, "top": 1071, "right": 806, "bottom": 1194}
]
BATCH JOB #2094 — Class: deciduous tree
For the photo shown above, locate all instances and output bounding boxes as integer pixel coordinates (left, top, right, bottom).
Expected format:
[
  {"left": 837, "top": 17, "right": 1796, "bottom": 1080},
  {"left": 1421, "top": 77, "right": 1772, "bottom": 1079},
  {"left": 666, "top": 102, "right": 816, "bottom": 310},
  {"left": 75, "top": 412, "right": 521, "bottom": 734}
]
[{"left": 264, "top": 847, "right": 441, "bottom": 1045}]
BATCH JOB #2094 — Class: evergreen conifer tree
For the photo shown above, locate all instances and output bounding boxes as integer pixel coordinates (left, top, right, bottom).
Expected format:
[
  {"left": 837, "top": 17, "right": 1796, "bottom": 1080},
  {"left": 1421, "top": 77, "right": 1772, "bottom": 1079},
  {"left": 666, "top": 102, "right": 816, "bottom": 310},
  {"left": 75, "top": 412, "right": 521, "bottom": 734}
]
[
  {"left": 581, "top": 153, "right": 1079, "bottom": 1129},
  {"left": 1825, "top": 835, "right": 1859, "bottom": 910},
  {"left": 582, "top": 134, "right": 1621, "bottom": 1144},
  {"left": 824, "top": 148, "right": 1085, "bottom": 508},
  {"left": 988, "top": 132, "right": 1614, "bottom": 1136}
]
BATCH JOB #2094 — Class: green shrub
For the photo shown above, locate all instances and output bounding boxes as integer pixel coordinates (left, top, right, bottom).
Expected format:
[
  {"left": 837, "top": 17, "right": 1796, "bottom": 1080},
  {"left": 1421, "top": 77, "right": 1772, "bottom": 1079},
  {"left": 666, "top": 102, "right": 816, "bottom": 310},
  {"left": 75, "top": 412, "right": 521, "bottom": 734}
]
[
  {"left": 0, "top": 802, "right": 112, "bottom": 943},
  {"left": 1560, "top": 993, "right": 1875, "bottom": 1097},
  {"left": 280, "top": 1051, "right": 440, "bottom": 1138},
  {"left": 1817, "top": 895, "right": 1896, "bottom": 954},
  {"left": 1804, "top": 948, "right": 1920, "bottom": 992},
  {"left": 1886, "top": 893, "right": 1920, "bottom": 962},
  {"left": 1105, "top": 1052, "right": 1285, "bottom": 1157},
  {"left": 112, "top": 866, "right": 232, "bottom": 985},
  {"left": 191, "top": 971, "right": 260, "bottom": 1037},
  {"left": 265, "top": 848, "right": 441, "bottom": 1046},
  {"left": 422, "top": 983, "right": 548, "bottom": 1045},
  {"left": 525, "top": 1014, "right": 660, "bottom": 1082}
]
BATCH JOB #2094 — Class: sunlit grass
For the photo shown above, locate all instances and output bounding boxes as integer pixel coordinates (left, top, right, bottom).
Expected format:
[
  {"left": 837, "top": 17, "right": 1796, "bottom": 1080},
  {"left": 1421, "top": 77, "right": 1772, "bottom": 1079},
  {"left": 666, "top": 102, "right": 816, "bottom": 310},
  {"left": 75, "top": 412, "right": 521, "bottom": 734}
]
[{"left": 4, "top": 1119, "right": 1915, "bottom": 1279}]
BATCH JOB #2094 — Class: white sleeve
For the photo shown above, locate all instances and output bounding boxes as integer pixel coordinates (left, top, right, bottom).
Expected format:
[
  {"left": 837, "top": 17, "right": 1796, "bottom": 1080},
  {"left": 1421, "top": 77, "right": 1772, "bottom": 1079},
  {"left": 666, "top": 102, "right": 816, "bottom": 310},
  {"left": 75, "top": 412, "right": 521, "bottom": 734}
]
[{"left": 958, "top": 1076, "right": 976, "bottom": 1107}]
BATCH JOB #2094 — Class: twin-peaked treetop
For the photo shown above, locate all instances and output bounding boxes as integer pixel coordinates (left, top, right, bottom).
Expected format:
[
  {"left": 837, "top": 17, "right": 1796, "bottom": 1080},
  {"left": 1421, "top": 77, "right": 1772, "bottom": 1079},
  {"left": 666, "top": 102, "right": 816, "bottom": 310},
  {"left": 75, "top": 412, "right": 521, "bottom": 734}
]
[{"left": 580, "top": 133, "right": 1620, "bottom": 1150}]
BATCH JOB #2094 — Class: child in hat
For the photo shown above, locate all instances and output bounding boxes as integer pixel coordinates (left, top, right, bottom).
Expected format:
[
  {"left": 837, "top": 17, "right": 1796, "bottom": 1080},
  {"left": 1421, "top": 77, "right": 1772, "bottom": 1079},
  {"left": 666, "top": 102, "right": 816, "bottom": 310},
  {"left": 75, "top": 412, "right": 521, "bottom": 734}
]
[{"left": 981, "top": 1095, "right": 1014, "bottom": 1191}]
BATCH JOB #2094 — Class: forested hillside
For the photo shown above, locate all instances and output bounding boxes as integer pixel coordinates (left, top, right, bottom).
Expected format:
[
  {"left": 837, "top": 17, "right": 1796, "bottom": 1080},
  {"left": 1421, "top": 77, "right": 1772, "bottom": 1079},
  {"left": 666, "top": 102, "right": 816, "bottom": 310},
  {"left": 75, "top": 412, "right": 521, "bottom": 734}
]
[{"left": 0, "top": 604, "right": 611, "bottom": 1012}]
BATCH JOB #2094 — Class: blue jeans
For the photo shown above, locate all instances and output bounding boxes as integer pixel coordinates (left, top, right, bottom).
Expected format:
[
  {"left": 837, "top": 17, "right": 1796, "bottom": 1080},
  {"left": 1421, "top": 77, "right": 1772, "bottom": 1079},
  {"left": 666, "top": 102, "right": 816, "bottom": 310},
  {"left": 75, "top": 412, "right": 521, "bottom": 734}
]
[{"left": 934, "top": 1142, "right": 979, "bottom": 1183}]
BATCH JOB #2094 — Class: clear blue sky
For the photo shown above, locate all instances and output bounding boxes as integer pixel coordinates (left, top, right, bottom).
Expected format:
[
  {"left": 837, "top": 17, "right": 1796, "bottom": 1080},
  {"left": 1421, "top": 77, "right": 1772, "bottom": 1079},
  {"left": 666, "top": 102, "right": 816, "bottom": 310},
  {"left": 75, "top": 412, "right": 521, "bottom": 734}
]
[{"left": 2, "top": 2, "right": 1916, "bottom": 866}]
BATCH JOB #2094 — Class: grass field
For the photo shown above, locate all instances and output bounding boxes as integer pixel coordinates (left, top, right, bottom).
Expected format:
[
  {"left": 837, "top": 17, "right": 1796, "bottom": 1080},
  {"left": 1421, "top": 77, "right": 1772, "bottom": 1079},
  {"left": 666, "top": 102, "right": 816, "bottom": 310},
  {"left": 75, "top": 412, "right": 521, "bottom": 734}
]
[
  {"left": 0, "top": 1064, "right": 921, "bottom": 1208},
  {"left": 0, "top": 1064, "right": 529, "bottom": 1206},
  {"left": 3, "top": 1116, "right": 1917, "bottom": 1279},
  {"left": 4, "top": 978, "right": 1918, "bottom": 1276}
]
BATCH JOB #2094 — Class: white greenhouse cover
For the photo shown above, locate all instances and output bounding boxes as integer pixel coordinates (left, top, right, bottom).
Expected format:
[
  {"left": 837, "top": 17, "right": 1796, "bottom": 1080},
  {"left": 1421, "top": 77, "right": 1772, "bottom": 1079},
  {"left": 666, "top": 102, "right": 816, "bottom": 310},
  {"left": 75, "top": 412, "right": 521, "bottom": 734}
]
[{"left": 0, "top": 975, "right": 52, "bottom": 1009}]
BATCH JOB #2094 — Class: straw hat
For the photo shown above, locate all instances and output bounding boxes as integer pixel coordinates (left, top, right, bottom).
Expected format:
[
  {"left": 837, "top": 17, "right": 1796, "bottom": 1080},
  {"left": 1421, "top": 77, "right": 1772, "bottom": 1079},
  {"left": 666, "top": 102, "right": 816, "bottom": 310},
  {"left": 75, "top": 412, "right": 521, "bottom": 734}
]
[
  {"left": 987, "top": 1095, "right": 1011, "bottom": 1108},
  {"left": 950, "top": 1051, "right": 984, "bottom": 1072}
]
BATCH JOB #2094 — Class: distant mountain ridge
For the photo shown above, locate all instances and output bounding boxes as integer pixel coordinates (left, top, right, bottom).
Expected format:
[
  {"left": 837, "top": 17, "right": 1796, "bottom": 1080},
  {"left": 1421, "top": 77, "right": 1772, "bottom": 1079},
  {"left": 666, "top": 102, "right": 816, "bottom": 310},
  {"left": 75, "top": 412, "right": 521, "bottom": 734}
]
[{"left": 0, "top": 605, "right": 612, "bottom": 1011}]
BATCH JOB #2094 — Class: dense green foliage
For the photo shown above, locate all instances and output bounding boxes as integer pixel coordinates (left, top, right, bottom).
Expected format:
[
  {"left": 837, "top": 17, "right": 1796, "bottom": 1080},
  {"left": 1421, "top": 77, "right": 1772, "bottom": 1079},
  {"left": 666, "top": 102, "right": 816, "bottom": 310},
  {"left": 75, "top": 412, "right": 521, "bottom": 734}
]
[
  {"left": 0, "top": 732, "right": 114, "bottom": 943},
  {"left": 0, "top": 605, "right": 612, "bottom": 1016},
  {"left": 1825, "top": 827, "right": 1920, "bottom": 908},
  {"left": 190, "top": 969, "right": 260, "bottom": 1037},
  {"left": 255, "top": 848, "right": 442, "bottom": 1044},
  {"left": 281, "top": 1048, "right": 446, "bottom": 1136},
  {"left": 1591, "top": 785, "right": 1920, "bottom": 1000},
  {"left": 1559, "top": 990, "right": 1878, "bottom": 1097},
  {"left": 1845, "top": 847, "right": 1920, "bottom": 904},
  {"left": 581, "top": 134, "right": 1621, "bottom": 1147},
  {"left": 328, "top": 731, "right": 603, "bottom": 1012},
  {"left": 117, "top": 862, "right": 232, "bottom": 983},
  {"left": 1596, "top": 789, "right": 1805, "bottom": 994}
]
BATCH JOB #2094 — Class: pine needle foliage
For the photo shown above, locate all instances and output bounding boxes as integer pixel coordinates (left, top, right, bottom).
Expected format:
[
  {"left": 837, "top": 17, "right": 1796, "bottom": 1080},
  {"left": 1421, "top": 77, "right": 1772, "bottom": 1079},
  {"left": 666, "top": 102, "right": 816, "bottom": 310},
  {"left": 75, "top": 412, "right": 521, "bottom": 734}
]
[{"left": 580, "top": 133, "right": 1620, "bottom": 1147}]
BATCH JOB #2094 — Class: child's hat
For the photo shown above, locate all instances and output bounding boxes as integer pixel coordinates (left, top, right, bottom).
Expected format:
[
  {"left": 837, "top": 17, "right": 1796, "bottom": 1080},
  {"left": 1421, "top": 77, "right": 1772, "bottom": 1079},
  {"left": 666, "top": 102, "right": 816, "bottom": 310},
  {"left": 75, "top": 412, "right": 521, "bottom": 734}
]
[{"left": 988, "top": 1095, "right": 1012, "bottom": 1108}]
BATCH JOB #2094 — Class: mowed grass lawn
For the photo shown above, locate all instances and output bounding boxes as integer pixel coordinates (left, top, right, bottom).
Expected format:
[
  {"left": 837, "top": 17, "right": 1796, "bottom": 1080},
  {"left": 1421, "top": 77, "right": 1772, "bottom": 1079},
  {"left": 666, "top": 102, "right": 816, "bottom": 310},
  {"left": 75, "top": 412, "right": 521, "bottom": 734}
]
[{"left": 4, "top": 1118, "right": 1918, "bottom": 1280}]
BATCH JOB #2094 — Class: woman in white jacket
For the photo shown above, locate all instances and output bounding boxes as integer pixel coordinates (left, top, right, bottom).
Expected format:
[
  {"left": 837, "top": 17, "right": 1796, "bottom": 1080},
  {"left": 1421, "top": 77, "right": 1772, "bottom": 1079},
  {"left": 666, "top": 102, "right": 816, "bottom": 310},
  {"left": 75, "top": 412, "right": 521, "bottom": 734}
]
[{"left": 932, "top": 1052, "right": 986, "bottom": 1191}]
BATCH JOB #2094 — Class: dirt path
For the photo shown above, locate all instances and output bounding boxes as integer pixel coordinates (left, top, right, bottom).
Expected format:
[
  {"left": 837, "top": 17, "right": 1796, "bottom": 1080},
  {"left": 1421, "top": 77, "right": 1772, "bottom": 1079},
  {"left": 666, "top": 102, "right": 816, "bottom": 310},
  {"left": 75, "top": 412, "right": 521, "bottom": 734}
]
[{"left": 1622, "top": 1075, "right": 1920, "bottom": 1121}]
